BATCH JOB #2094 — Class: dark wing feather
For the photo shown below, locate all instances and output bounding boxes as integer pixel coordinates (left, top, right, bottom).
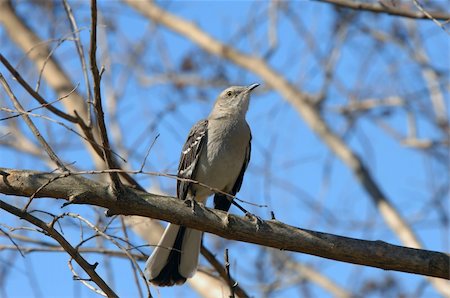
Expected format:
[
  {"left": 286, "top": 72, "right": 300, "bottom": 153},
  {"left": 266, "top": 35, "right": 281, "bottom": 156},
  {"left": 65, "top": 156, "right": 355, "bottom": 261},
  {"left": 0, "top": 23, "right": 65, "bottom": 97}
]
[
  {"left": 177, "top": 119, "right": 208, "bottom": 200},
  {"left": 214, "top": 132, "right": 252, "bottom": 211}
]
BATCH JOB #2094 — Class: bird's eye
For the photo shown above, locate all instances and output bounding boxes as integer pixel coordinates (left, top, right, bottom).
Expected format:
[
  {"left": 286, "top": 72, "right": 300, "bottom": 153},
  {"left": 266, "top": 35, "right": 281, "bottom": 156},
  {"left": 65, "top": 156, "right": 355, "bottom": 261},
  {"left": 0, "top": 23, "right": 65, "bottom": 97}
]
[{"left": 226, "top": 91, "right": 233, "bottom": 97}]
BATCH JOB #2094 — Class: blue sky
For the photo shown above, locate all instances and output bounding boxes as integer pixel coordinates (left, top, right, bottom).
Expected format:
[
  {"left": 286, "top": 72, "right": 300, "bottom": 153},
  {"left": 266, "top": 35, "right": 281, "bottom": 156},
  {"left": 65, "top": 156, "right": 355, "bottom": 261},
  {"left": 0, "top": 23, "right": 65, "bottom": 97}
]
[{"left": 1, "top": 1, "right": 449, "bottom": 297}]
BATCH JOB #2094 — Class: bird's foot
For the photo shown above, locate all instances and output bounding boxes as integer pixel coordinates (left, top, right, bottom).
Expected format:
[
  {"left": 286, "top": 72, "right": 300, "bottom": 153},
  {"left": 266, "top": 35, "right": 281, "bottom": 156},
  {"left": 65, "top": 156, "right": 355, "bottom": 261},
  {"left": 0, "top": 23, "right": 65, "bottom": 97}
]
[
  {"left": 245, "top": 212, "right": 264, "bottom": 231},
  {"left": 184, "top": 198, "right": 198, "bottom": 214}
]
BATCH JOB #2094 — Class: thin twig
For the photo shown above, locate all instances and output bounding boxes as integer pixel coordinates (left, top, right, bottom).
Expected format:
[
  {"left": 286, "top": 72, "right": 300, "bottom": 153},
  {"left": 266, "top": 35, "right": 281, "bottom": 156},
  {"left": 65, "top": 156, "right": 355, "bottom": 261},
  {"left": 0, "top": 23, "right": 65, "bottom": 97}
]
[
  {"left": 139, "top": 134, "right": 160, "bottom": 172},
  {"left": 0, "top": 200, "right": 118, "bottom": 298},
  {"left": 35, "top": 39, "right": 65, "bottom": 93},
  {"left": 62, "top": 0, "right": 93, "bottom": 126},
  {"left": 23, "top": 172, "right": 71, "bottom": 211},
  {"left": 89, "top": 0, "right": 122, "bottom": 193},
  {"left": 0, "top": 54, "right": 79, "bottom": 123},
  {"left": 0, "top": 73, "right": 67, "bottom": 172},
  {"left": 64, "top": 213, "right": 152, "bottom": 297},
  {"left": 0, "top": 107, "right": 126, "bottom": 163},
  {"left": 0, "top": 227, "right": 24, "bottom": 257},
  {"left": 224, "top": 249, "right": 235, "bottom": 298},
  {"left": 412, "top": 0, "right": 450, "bottom": 34},
  {"left": 201, "top": 245, "right": 249, "bottom": 298},
  {"left": 68, "top": 258, "right": 106, "bottom": 297},
  {"left": 314, "top": 0, "right": 450, "bottom": 20},
  {"left": 0, "top": 85, "right": 78, "bottom": 122},
  {"left": 120, "top": 216, "right": 144, "bottom": 298},
  {"left": 0, "top": 244, "right": 146, "bottom": 260}
]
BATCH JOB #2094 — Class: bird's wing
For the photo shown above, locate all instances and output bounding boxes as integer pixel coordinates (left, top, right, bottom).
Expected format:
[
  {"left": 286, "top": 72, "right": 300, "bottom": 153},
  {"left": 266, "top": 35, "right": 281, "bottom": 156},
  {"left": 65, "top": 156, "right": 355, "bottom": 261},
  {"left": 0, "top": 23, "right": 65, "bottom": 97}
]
[
  {"left": 213, "top": 132, "right": 252, "bottom": 211},
  {"left": 177, "top": 119, "right": 208, "bottom": 200},
  {"left": 231, "top": 132, "right": 251, "bottom": 195}
]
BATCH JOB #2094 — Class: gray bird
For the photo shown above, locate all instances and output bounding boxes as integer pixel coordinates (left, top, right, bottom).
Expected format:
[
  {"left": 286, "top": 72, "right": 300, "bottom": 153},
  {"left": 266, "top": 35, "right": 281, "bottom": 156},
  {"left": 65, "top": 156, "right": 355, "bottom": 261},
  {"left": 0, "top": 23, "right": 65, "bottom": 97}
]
[{"left": 145, "top": 83, "right": 259, "bottom": 286}]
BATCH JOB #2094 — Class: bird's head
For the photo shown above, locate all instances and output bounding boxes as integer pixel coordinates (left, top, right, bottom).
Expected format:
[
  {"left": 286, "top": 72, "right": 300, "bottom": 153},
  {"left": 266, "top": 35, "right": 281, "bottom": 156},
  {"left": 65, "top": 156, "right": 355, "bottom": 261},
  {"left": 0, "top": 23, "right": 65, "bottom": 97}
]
[{"left": 210, "top": 83, "right": 259, "bottom": 119}]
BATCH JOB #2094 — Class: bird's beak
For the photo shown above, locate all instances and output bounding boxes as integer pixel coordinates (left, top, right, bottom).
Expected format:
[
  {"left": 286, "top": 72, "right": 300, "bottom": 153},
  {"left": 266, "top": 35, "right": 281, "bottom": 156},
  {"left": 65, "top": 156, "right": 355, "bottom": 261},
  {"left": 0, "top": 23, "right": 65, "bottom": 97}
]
[{"left": 246, "top": 83, "right": 259, "bottom": 92}]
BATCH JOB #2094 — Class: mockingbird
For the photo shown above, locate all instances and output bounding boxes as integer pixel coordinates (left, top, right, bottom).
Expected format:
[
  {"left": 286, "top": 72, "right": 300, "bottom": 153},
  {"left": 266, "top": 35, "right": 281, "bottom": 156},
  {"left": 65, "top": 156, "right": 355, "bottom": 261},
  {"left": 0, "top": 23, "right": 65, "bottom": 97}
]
[{"left": 145, "top": 83, "right": 259, "bottom": 286}]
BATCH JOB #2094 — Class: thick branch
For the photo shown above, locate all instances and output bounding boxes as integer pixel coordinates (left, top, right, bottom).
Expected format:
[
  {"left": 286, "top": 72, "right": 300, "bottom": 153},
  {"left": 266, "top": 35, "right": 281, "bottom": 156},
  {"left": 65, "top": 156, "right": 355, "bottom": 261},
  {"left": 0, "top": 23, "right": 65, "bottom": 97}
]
[{"left": 0, "top": 168, "right": 448, "bottom": 280}]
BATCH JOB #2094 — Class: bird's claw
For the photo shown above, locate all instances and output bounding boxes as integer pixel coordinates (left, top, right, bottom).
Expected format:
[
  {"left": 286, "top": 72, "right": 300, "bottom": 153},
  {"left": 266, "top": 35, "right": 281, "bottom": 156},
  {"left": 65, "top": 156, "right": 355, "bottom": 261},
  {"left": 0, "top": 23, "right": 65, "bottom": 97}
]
[
  {"left": 184, "top": 199, "right": 198, "bottom": 214},
  {"left": 245, "top": 212, "right": 264, "bottom": 231}
]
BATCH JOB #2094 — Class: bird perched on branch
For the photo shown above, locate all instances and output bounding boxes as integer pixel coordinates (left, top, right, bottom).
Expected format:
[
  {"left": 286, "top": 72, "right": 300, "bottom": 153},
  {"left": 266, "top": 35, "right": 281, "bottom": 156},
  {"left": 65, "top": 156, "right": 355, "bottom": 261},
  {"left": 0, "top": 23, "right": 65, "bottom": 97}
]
[{"left": 145, "top": 83, "right": 259, "bottom": 286}]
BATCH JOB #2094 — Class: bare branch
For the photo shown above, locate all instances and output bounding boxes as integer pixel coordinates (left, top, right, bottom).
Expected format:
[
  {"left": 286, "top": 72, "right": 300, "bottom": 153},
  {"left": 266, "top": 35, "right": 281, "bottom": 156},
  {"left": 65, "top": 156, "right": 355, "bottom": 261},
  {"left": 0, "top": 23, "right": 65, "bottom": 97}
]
[
  {"left": 89, "top": 0, "right": 122, "bottom": 192},
  {"left": 315, "top": 0, "right": 450, "bottom": 20},
  {"left": 0, "top": 74, "right": 67, "bottom": 172},
  {"left": 0, "top": 245, "right": 145, "bottom": 259},
  {"left": 0, "top": 0, "right": 106, "bottom": 169},
  {"left": 412, "top": 0, "right": 450, "bottom": 33},
  {"left": 0, "top": 199, "right": 119, "bottom": 298},
  {"left": 224, "top": 249, "right": 235, "bottom": 298},
  {"left": 201, "top": 245, "right": 249, "bottom": 298},
  {"left": 119, "top": 217, "right": 144, "bottom": 298},
  {"left": 64, "top": 213, "right": 151, "bottom": 297},
  {"left": 0, "top": 54, "right": 79, "bottom": 123},
  {"left": 62, "top": 0, "right": 93, "bottom": 124},
  {"left": 0, "top": 168, "right": 448, "bottom": 280}
]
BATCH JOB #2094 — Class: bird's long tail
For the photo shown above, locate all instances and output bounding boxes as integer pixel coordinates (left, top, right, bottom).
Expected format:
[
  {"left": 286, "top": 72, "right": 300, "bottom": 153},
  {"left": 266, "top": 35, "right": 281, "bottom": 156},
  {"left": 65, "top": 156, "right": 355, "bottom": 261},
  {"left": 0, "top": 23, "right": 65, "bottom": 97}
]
[{"left": 145, "top": 223, "right": 202, "bottom": 286}]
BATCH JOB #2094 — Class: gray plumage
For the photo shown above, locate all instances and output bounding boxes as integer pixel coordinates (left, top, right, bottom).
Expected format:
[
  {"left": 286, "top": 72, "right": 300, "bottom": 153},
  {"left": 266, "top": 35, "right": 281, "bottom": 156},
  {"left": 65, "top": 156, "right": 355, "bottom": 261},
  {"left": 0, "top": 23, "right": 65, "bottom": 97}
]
[{"left": 145, "top": 83, "right": 259, "bottom": 286}]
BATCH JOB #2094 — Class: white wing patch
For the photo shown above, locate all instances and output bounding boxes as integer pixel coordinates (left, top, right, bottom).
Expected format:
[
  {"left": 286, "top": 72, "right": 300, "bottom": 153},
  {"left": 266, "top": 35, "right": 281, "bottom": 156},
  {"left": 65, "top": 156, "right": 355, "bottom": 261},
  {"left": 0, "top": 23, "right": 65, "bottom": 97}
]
[
  {"left": 177, "top": 120, "right": 208, "bottom": 200},
  {"left": 182, "top": 135, "right": 204, "bottom": 155},
  {"left": 178, "top": 162, "right": 196, "bottom": 177}
]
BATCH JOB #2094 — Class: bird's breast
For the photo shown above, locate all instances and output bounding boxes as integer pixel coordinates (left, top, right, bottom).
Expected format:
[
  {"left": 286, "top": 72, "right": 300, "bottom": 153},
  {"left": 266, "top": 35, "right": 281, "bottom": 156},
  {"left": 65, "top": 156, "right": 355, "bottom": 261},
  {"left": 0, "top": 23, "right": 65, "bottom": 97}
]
[{"left": 195, "top": 120, "right": 250, "bottom": 192}]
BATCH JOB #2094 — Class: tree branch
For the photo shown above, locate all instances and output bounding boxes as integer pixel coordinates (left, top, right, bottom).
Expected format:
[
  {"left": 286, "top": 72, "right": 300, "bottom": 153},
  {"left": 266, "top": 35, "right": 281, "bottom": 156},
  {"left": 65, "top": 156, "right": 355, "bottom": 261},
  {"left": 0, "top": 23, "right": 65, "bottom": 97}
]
[
  {"left": 200, "top": 245, "right": 249, "bottom": 298},
  {"left": 0, "top": 54, "right": 79, "bottom": 123},
  {"left": 0, "top": 199, "right": 119, "bottom": 298},
  {"left": 0, "top": 168, "right": 448, "bottom": 280},
  {"left": 0, "top": 0, "right": 106, "bottom": 169},
  {"left": 89, "top": 0, "right": 122, "bottom": 191},
  {"left": 0, "top": 74, "right": 67, "bottom": 172},
  {"left": 314, "top": 0, "right": 450, "bottom": 20}
]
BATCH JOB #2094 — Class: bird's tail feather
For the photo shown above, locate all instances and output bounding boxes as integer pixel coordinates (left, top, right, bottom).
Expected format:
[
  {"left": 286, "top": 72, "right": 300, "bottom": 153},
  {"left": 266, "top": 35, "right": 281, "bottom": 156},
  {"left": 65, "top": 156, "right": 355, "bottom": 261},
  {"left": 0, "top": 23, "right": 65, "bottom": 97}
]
[{"left": 145, "top": 223, "right": 202, "bottom": 286}]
